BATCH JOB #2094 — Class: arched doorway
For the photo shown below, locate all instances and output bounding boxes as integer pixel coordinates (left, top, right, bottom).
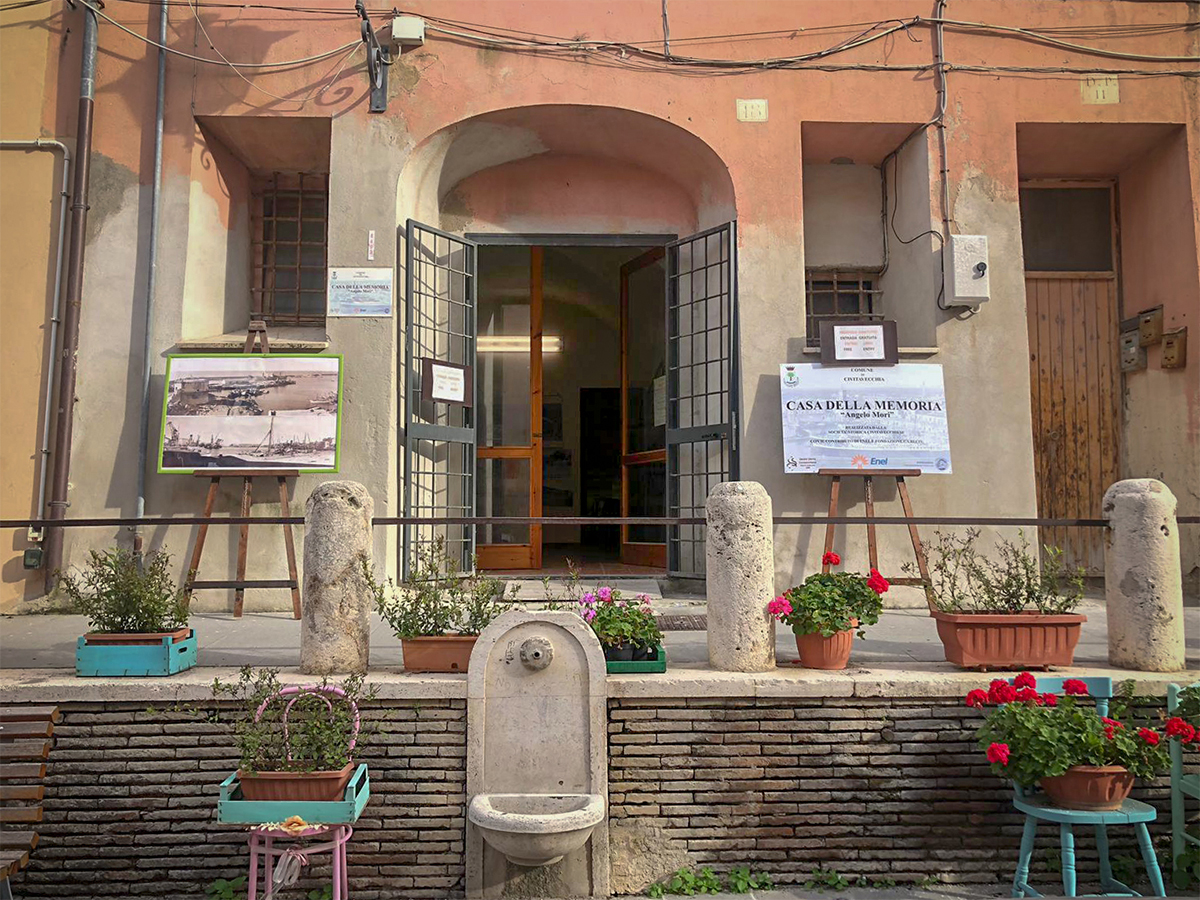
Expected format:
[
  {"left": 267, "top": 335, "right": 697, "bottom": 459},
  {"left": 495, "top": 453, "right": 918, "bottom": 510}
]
[{"left": 398, "top": 105, "right": 737, "bottom": 579}]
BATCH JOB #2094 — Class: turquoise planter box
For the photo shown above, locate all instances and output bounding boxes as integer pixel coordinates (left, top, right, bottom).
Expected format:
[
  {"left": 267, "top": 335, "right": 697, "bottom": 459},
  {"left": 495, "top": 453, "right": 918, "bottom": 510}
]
[
  {"left": 606, "top": 645, "right": 667, "bottom": 674},
  {"left": 217, "top": 763, "right": 370, "bottom": 825},
  {"left": 75, "top": 630, "right": 198, "bottom": 677}
]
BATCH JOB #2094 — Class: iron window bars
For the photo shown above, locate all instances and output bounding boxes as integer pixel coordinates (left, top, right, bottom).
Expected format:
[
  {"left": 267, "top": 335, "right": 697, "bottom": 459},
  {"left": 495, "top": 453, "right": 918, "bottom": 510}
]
[
  {"left": 251, "top": 173, "right": 330, "bottom": 326},
  {"left": 804, "top": 269, "right": 884, "bottom": 347}
]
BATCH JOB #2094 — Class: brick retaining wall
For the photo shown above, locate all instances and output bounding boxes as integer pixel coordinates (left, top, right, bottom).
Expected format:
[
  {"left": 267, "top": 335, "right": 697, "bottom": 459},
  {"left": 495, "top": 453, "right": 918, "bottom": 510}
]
[
  {"left": 6, "top": 695, "right": 1188, "bottom": 898},
  {"left": 608, "top": 696, "right": 1180, "bottom": 894}
]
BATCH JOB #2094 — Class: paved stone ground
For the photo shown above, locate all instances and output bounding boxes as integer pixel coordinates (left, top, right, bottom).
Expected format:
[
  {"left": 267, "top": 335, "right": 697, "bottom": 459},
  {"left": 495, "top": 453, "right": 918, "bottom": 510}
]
[
  {"left": 613, "top": 891, "right": 1002, "bottom": 900},
  {"left": 2, "top": 597, "right": 1197, "bottom": 670}
]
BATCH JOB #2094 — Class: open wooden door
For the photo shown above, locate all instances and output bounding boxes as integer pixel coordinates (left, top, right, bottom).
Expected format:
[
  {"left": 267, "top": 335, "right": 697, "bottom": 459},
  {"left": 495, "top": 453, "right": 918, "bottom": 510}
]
[
  {"left": 474, "top": 247, "right": 543, "bottom": 570},
  {"left": 620, "top": 248, "right": 667, "bottom": 568}
]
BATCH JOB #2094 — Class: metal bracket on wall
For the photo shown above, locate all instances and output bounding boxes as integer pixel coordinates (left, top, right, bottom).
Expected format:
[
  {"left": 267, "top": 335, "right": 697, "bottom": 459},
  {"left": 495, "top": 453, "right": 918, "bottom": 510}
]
[{"left": 356, "top": 0, "right": 391, "bottom": 114}]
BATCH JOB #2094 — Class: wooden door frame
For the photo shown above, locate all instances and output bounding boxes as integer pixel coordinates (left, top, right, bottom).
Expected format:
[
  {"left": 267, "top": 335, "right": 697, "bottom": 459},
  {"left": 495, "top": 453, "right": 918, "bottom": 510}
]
[
  {"left": 619, "top": 246, "right": 668, "bottom": 569},
  {"left": 475, "top": 247, "right": 544, "bottom": 570}
]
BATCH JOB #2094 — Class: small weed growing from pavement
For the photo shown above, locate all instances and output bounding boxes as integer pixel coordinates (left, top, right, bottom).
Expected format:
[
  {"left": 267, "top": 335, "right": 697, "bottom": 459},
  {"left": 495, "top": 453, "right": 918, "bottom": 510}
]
[
  {"left": 647, "top": 866, "right": 766, "bottom": 896},
  {"left": 856, "top": 875, "right": 897, "bottom": 888},
  {"left": 204, "top": 876, "right": 246, "bottom": 900},
  {"left": 805, "top": 868, "right": 850, "bottom": 890},
  {"left": 727, "top": 866, "right": 773, "bottom": 893},
  {"left": 914, "top": 875, "right": 941, "bottom": 888}
]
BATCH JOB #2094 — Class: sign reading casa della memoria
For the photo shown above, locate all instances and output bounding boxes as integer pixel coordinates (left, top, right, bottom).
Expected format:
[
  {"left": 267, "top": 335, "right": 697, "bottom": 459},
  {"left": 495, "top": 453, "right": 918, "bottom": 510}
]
[{"left": 779, "top": 363, "right": 952, "bottom": 474}]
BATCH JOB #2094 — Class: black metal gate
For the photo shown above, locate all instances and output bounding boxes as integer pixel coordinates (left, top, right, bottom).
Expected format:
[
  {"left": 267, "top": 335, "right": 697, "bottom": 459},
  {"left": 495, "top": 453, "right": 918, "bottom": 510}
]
[
  {"left": 665, "top": 222, "right": 739, "bottom": 577},
  {"left": 403, "top": 220, "right": 477, "bottom": 576}
]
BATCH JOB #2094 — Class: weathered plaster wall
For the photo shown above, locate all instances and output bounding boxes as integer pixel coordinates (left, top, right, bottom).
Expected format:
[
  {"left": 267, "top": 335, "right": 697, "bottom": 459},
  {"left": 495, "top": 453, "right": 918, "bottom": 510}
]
[
  {"left": 801, "top": 164, "right": 884, "bottom": 269},
  {"left": 3, "top": 0, "right": 1197, "bottom": 604}
]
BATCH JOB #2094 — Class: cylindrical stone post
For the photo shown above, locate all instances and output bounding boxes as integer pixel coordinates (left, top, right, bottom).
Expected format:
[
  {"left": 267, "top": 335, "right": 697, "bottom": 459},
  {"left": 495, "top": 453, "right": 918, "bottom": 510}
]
[
  {"left": 1104, "top": 478, "right": 1185, "bottom": 672},
  {"left": 706, "top": 481, "right": 776, "bottom": 672},
  {"left": 301, "top": 481, "right": 374, "bottom": 675}
]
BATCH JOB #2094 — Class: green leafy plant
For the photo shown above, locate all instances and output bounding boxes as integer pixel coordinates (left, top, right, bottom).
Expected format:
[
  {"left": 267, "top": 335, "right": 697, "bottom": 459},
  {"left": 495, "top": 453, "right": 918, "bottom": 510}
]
[
  {"left": 970, "top": 674, "right": 1171, "bottom": 787},
  {"left": 665, "top": 867, "right": 723, "bottom": 895},
  {"left": 576, "top": 587, "right": 662, "bottom": 649},
  {"left": 769, "top": 554, "right": 885, "bottom": 638},
  {"left": 726, "top": 866, "right": 773, "bottom": 893},
  {"left": 204, "top": 876, "right": 247, "bottom": 900},
  {"left": 365, "top": 536, "right": 505, "bottom": 638},
  {"left": 209, "top": 666, "right": 375, "bottom": 774},
  {"left": 911, "top": 529, "right": 1083, "bottom": 615},
  {"left": 307, "top": 888, "right": 333, "bottom": 900},
  {"left": 60, "top": 547, "right": 188, "bottom": 634},
  {"left": 804, "top": 867, "right": 850, "bottom": 890}
]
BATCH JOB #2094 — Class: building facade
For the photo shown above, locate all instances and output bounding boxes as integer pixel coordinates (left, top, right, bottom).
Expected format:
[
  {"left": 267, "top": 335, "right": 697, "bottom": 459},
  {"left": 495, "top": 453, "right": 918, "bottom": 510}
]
[{"left": 1, "top": 0, "right": 1197, "bottom": 610}]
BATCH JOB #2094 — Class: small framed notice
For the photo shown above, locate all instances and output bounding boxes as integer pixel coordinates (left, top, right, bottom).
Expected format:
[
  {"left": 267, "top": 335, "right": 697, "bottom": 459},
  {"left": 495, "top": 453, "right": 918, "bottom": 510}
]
[
  {"left": 327, "top": 267, "right": 394, "bottom": 317},
  {"left": 420, "top": 358, "right": 472, "bottom": 406},
  {"left": 819, "top": 319, "right": 898, "bottom": 366}
]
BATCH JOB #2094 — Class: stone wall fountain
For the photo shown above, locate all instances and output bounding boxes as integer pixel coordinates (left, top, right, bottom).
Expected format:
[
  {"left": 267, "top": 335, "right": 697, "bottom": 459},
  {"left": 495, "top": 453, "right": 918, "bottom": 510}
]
[{"left": 466, "top": 610, "right": 610, "bottom": 898}]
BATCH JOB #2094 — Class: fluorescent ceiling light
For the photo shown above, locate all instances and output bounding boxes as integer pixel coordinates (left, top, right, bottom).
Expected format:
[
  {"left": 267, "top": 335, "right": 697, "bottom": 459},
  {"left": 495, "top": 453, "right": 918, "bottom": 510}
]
[{"left": 477, "top": 335, "right": 563, "bottom": 353}]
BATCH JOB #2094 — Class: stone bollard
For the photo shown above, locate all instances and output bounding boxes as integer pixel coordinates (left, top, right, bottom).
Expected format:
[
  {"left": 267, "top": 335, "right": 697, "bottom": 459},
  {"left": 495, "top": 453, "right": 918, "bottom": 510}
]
[
  {"left": 300, "top": 481, "right": 373, "bottom": 675},
  {"left": 706, "top": 481, "right": 776, "bottom": 672},
  {"left": 1104, "top": 479, "right": 1185, "bottom": 672}
]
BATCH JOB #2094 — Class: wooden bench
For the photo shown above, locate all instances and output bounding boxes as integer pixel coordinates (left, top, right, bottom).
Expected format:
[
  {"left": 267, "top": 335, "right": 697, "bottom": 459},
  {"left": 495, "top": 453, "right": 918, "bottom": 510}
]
[{"left": 0, "top": 706, "right": 59, "bottom": 899}]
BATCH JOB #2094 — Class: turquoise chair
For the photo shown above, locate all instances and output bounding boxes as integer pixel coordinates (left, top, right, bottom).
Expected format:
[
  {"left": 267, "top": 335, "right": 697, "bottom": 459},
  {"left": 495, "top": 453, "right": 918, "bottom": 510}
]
[
  {"left": 1008, "top": 676, "right": 1166, "bottom": 898},
  {"left": 1168, "top": 682, "right": 1199, "bottom": 877}
]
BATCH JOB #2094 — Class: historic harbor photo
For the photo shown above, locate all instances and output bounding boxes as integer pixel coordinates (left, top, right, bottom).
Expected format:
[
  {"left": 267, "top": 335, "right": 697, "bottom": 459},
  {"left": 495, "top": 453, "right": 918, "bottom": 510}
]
[{"left": 159, "top": 355, "right": 341, "bottom": 472}]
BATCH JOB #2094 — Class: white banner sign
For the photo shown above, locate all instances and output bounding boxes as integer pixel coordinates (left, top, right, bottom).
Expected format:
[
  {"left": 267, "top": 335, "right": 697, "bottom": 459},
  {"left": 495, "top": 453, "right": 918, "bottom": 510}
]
[
  {"left": 780, "top": 363, "right": 952, "bottom": 474},
  {"left": 327, "top": 267, "right": 393, "bottom": 317}
]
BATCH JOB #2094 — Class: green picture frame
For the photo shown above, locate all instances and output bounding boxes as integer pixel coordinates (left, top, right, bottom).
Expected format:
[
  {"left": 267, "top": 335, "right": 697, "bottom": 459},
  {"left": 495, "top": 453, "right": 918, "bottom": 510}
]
[{"left": 157, "top": 353, "right": 343, "bottom": 474}]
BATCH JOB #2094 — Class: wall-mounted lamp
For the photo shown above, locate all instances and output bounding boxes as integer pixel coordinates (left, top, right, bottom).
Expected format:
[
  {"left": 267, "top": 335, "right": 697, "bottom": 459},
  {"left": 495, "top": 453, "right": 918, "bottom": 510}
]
[{"left": 477, "top": 336, "right": 563, "bottom": 353}]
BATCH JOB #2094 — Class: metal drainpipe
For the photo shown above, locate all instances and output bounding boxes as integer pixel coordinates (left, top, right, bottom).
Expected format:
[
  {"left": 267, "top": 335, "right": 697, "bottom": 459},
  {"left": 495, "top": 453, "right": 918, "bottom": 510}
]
[
  {"left": 0, "top": 140, "right": 71, "bottom": 541},
  {"left": 133, "top": 0, "right": 169, "bottom": 555},
  {"left": 43, "top": 4, "right": 99, "bottom": 589}
]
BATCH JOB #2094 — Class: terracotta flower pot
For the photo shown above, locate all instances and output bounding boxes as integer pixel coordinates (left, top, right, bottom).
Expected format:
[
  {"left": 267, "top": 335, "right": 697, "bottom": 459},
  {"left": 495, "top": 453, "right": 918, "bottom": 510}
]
[
  {"left": 932, "top": 611, "right": 1087, "bottom": 670},
  {"left": 82, "top": 627, "right": 192, "bottom": 646},
  {"left": 1040, "top": 765, "right": 1133, "bottom": 811},
  {"left": 401, "top": 635, "right": 477, "bottom": 673},
  {"left": 794, "top": 620, "right": 857, "bottom": 670},
  {"left": 238, "top": 762, "right": 355, "bottom": 802}
]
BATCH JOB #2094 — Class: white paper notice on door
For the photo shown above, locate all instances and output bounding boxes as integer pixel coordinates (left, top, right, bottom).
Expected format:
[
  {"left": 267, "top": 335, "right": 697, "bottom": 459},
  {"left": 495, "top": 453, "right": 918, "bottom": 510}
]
[
  {"left": 653, "top": 375, "right": 667, "bottom": 427},
  {"left": 430, "top": 363, "right": 466, "bottom": 403}
]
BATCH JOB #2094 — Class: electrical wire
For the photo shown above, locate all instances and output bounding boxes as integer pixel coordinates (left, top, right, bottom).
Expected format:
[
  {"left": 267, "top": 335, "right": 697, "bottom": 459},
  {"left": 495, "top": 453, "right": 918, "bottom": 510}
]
[
  {"left": 931, "top": 17, "right": 1200, "bottom": 63},
  {"left": 73, "top": 0, "right": 362, "bottom": 69}
]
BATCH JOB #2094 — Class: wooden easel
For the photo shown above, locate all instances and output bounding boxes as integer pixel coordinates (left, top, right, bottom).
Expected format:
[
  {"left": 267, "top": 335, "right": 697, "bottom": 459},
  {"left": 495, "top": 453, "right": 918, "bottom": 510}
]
[
  {"left": 182, "top": 321, "right": 301, "bottom": 619},
  {"left": 818, "top": 468, "right": 936, "bottom": 612}
]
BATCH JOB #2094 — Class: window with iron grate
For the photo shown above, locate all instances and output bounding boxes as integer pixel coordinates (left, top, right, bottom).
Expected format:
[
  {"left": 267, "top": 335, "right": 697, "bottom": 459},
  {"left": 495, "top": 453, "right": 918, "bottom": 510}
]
[
  {"left": 251, "top": 172, "right": 329, "bottom": 325},
  {"left": 804, "top": 270, "right": 883, "bottom": 347}
]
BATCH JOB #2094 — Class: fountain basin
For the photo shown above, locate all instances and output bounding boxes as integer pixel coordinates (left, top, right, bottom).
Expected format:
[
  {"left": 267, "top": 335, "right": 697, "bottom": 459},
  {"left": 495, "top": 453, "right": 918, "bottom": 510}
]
[{"left": 468, "top": 793, "right": 605, "bottom": 867}]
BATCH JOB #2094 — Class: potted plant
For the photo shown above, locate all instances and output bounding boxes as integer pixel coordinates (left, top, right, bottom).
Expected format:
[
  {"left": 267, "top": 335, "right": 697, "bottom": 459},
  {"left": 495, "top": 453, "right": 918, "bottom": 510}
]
[
  {"left": 914, "top": 529, "right": 1087, "bottom": 670},
  {"left": 768, "top": 552, "right": 886, "bottom": 670},
  {"left": 212, "top": 666, "right": 373, "bottom": 803},
  {"left": 365, "top": 537, "right": 506, "bottom": 673},
  {"left": 62, "top": 547, "right": 197, "bottom": 676},
  {"left": 576, "top": 587, "right": 664, "bottom": 668},
  {"left": 969, "top": 674, "right": 1195, "bottom": 810}
]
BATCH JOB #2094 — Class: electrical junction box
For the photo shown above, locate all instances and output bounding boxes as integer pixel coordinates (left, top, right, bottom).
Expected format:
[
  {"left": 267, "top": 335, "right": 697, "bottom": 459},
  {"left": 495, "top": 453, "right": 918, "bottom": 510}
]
[
  {"left": 392, "top": 15, "right": 425, "bottom": 49},
  {"left": 943, "top": 234, "right": 990, "bottom": 306}
]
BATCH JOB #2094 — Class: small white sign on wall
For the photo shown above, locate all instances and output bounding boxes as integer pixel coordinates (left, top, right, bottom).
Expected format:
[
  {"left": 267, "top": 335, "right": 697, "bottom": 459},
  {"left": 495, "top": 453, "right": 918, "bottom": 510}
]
[
  {"left": 1081, "top": 75, "right": 1119, "bottom": 105},
  {"left": 327, "top": 267, "right": 393, "bottom": 317}
]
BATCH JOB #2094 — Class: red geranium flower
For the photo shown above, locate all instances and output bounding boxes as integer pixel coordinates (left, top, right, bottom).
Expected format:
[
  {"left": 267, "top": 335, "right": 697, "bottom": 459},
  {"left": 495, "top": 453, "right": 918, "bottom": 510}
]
[
  {"left": 1062, "top": 679, "right": 1089, "bottom": 696},
  {"left": 986, "top": 742, "right": 1010, "bottom": 766},
  {"left": 1014, "top": 672, "right": 1037, "bottom": 691},
  {"left": 1016, "top": 687, "right": 1042, "bottom": 705},
  {"left": 987, "top": 680, "right": 1017, "bottom": 704},
  {"left": 964, "top": 689, "right": 988, "bottom": 708},
  {"left": 866, "top": 568, "right": 889, "bottom": 595},
  {"left": 1138, "top": 727, "right": 1161, "bottom": 746},
  {"left": 822, "top": 551, "right": 841, "bottom": 566},
  {"left": 1041, "top": 693, "right": 1057, "bottom": 707},
  {"left": 1165, "top": 717, "right": 1197, "bottom": 743}
]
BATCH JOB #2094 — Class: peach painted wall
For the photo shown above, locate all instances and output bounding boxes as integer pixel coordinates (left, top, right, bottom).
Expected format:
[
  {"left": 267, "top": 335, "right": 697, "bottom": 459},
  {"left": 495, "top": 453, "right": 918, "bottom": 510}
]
[{"left": 2, "top": 1, "right": 1197, "bottom": 604}]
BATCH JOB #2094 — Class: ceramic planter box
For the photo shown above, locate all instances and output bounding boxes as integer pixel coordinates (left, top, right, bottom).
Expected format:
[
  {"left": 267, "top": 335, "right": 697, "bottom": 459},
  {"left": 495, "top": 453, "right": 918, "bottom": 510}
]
[
  {"left": 401, "top": 635, "right": 477, "bottom": 673},
  {"left": 933, "top": 611, "right": 1087, "bottom": 670},
  {"left": 793, "top": 626, "right": 856, "bottom": 670},
  {"left": 605, "top": 645, "right": 667, "bottom": 674},
  {"left": 1040, "top": 765, "right": 1133, "bottom": 811},
  {"left": 75, "top": 627, "right": 197, "bottom": 676},
  {"left": 217, "top": 763, "right": 370, "bottom": 825},
  {"left": 238, "top": 762, "right": 355, "bottom": 802}
]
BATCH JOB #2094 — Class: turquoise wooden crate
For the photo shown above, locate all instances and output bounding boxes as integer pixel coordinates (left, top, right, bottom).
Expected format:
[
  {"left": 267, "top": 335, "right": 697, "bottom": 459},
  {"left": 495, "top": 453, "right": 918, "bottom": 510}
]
[
  {"left": 606, "top": 645, "right": 667, "bottom": 674},
  {"left": 75, "top": 630, "right": 198, "bottom": 677},
  {"left": 217, "top": 763, "right": 370, "bottom": 825}
]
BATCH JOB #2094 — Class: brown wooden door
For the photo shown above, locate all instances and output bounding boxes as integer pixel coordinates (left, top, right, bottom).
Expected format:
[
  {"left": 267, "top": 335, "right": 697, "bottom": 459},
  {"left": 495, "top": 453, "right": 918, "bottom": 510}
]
[
  {"left": 620, "top": 248, "right": 667, "bottom": 568},
  {"left": 475, "top": 247, "right": 543, "bottom": 570},
  {"left": 1025, "top": 274, "right": 1120, "bottom": 574}
]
